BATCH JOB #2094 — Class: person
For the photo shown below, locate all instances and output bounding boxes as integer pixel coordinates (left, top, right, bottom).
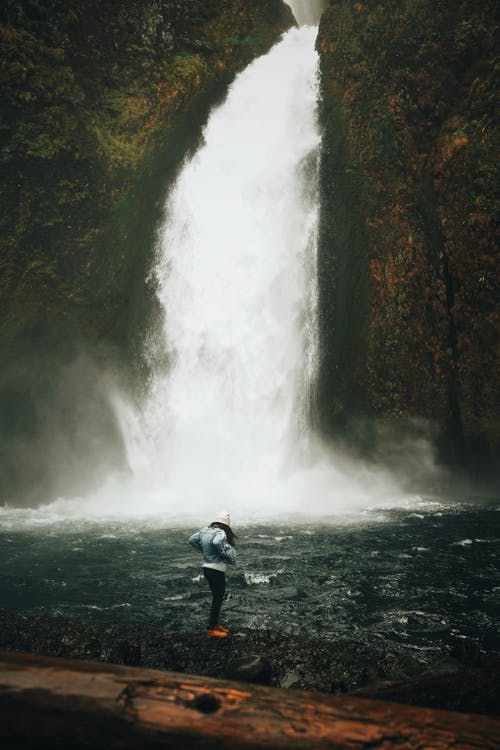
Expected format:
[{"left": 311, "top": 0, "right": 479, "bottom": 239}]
[{"left": 188, "top": 511, "right": 237, "bottom": 638}]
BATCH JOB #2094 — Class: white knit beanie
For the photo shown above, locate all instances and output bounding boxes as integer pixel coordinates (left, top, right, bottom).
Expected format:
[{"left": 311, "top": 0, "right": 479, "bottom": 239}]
[{"left": 214, "top": 511, "right": 231, "bottom": 527}]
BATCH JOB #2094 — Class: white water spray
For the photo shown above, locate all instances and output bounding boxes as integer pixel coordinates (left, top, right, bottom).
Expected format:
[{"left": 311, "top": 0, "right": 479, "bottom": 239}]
[
  {"left": 12, "top": 24, "right": 413, "bottom": 525},
  {"left": 287, "top": 0, "right": 328, "bottom": 26},
  {"left": 118, "top": 26, "right": 330, "bottom": 517},
  {"left": 105, "top": 24, "right": 405, "bottom": 521}
]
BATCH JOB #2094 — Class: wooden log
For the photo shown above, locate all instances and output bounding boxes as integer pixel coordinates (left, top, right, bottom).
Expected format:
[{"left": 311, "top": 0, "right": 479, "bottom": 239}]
[{"left": 0, "top": 650, "right": 499, "bottom": 749}]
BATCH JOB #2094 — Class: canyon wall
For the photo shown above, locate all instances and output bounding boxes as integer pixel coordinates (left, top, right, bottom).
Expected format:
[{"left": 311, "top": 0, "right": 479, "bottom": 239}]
[{"left": 316, "top": 0, "right": 498, "bottom": 473}]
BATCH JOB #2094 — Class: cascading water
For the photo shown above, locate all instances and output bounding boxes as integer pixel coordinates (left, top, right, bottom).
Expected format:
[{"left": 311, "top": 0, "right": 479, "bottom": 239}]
[
  {"left": 21, "top": 19, "right": 408, "bottom": 523},
  {"left": 155, "top": 35, "right": 320, "bottom": 466},
  {"left": 115, "top": 26, "right": 327, "bottom": 518},
  {"left": 100, "top": 23, "right": 404, "bottom": 522}
]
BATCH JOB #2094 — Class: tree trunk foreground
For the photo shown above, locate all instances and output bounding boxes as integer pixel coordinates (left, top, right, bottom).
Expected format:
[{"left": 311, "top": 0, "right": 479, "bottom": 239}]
[{"left": 0, "top": 650, "right": 498, "bottom": 749}]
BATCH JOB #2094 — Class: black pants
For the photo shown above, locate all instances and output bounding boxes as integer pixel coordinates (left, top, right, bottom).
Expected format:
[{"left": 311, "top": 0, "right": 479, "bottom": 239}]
[{"left": 203, "top": 567, "right": 226, "bottom": 627}]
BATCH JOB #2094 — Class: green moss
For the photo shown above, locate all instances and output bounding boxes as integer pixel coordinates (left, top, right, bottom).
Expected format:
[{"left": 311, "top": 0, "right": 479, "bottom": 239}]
[{"left": 0, "top": 0, "right": 293, "bottom": 505}]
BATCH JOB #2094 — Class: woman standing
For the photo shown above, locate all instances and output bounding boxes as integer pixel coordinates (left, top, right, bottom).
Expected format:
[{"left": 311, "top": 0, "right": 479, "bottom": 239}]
[{"left": 188, "top": 511, "right": 237, "bottom": 638}]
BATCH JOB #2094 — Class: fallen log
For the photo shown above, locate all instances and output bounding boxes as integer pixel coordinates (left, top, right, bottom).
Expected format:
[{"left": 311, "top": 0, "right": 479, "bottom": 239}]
[{"left": 0, "top": 650, "right": 498, "bottom": 749}]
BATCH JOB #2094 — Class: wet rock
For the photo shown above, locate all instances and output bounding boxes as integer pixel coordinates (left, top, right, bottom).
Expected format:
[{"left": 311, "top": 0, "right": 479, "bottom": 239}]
[
  {"left": 450, "top": 636, "right": 481, "bottom": 664},
  {"left": 330, "top": 679, "right": 348, "bottom": 694},
  {"left": 280, "top": 670, "right": 301, "bottom": 689},
  {"left": 352, "top": 654, "right": 500, "bottom": 715},
  {"left": 224, "top": 656, "right": 272, "bottom": 685},
  {"left": 108, "top": 640, "right": 142, "bottom": 666},
  {"left": 291, "top": 589, "right": 309, "bottom": 601},
  {"left": 74, "top": 637, "right": 102, "bottom": 661},
  {"left": 279, "top": 586, "right": 309, "bottom": 601}
]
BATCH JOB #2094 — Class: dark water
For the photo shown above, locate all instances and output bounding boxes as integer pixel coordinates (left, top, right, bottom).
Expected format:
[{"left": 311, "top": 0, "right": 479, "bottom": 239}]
[{"left": 1, "top": 503, "right": 499, "bottom": 657}]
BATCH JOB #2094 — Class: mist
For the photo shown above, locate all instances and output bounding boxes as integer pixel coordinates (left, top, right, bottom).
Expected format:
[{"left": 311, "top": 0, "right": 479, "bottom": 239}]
[{"left": 0, "top": 347, "right": 127, "bottom": 509}]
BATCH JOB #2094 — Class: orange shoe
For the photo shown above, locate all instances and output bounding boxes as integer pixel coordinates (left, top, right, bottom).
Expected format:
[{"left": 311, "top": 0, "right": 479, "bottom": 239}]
[
  {"left": 207, "top": 626, "right": 229, "bottom": 639},
  {"left": 214, "top": 623, "right": 229, "bottom": 633}
]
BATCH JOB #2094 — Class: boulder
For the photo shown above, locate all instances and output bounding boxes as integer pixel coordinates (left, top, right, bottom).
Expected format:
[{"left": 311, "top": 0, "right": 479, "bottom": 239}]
[{"left": 224, "top": 655, "right": 273, "bottom": 685}]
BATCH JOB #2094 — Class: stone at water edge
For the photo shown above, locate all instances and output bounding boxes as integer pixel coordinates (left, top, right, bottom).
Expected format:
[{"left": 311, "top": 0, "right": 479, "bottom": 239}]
[{"left": 224, "top": 655, "right": 273, "bottom": 685}]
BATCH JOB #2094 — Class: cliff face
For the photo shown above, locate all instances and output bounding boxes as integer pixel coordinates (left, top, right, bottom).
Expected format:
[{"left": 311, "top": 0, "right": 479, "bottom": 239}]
[
  {"left": 0, "top": 0, "right": 293, "bottom": 505},
  {"left": 316, "top": 0, "right": 498, "bottom": 471}
]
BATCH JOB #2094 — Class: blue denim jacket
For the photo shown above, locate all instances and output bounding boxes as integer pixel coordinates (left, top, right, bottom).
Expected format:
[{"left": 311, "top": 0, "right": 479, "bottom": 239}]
[{"left": 188, "top": 526, "right": 236, "bottom": 565}]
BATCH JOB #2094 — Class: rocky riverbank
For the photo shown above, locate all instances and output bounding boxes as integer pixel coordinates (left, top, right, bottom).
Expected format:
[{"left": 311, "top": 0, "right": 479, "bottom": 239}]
[{"left": 1, "top": 610, "right": 498, "bottom": 715}]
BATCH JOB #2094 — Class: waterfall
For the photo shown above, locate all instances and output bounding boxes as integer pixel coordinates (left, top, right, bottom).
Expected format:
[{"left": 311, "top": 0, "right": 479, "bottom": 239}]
[
  {"left": 286, "top": 0, "right": 328, "bottom": 26},
  {"left": 117, "top": 26, "right": 325, "bottom": 518},
  {"left": 33, "top": 23, "right": 404, "bottom": 523},
  {"left": 104, "top": 24, "right": 401, "bottom": 522}
]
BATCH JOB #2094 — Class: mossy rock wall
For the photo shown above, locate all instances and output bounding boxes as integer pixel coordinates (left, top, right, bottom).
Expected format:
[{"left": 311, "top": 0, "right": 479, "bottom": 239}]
[
  {"left": 0, "top": 0, "right": 293, "bottom": 506},
  {"left": 316, "top": 0, "right": 498, "bottom": 473}
]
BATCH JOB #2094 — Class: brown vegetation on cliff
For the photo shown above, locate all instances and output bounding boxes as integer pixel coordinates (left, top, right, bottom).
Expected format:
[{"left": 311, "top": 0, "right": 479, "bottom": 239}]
[{"left": 317, "top": 0, "right": 499, "bottom": 470}]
